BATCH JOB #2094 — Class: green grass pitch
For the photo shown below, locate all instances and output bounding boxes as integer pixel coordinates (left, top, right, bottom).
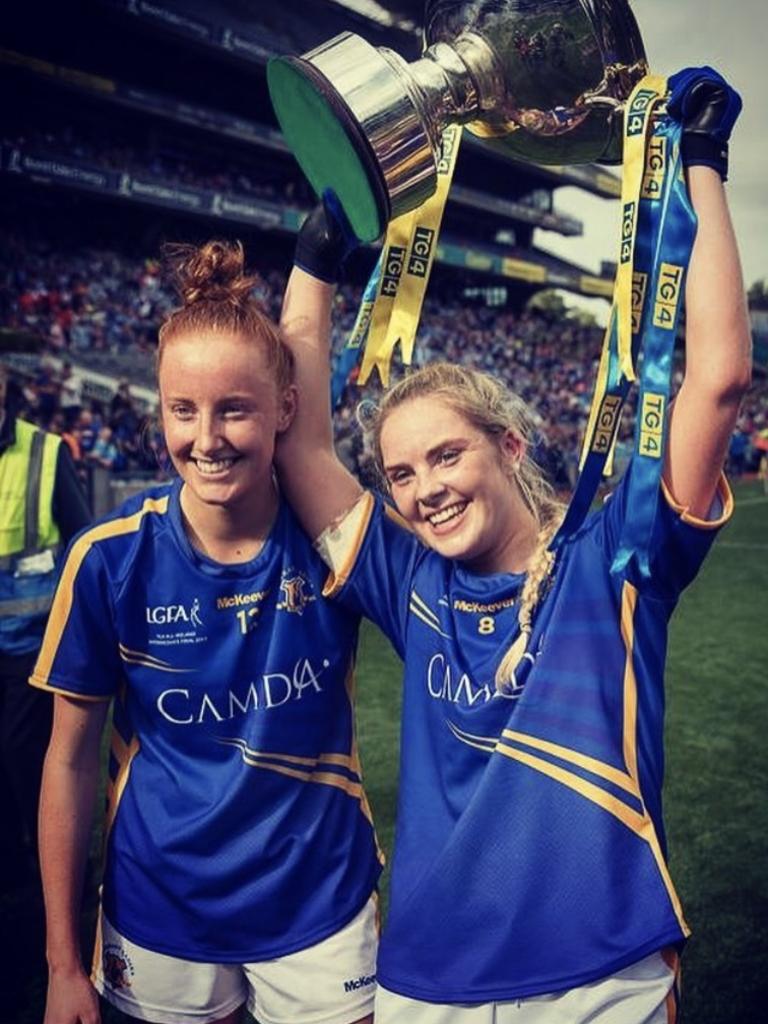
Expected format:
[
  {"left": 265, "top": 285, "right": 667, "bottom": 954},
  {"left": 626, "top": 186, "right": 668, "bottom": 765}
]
[{"left": 352, "top": 479, "right": 768, "bottom": 1022}]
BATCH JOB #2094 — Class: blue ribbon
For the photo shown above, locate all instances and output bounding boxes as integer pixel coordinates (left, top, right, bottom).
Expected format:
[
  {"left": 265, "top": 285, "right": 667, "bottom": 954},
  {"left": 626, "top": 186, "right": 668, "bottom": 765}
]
[
  {"left": 612, "top": 123, "right": 697, "bottom": 576},
  {"left": 331, "top": 252, "right": 382, "bottom": 408},
  {"left": 550, "top": 154, "right": 660, "bottom": 551},
  {"left": 551, "top": 113, "right": 697, "bottom": 580},
  {"left": 551, "top": 307, "right": 629, "bottom": 545}
]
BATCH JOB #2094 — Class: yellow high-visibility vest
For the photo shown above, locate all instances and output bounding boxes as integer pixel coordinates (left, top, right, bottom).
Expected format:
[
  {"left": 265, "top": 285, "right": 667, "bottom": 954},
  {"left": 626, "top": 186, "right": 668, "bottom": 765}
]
[{"left": 0, "top": 418, "right": 61, "bottom": 560}]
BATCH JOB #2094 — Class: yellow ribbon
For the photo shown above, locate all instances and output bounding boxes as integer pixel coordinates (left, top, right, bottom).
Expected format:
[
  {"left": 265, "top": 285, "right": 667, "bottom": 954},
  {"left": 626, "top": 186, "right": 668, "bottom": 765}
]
[
  {"left": 614, "top": 73, "right": 667, "bottom": 382},
  {"left": 358, "top": 124, "right": 462, "bottom": 386},
  {"left": 578, "top": 74, "right": 667, "bottom": 474},
  {"left": 578, "top": 306, "right": 615, "bottom": 471}
]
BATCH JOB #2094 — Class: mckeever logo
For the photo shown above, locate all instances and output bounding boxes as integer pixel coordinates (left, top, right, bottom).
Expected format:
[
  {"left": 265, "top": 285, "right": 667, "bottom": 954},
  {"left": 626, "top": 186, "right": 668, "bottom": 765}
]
[
  {"left": 344, "top": 973, "right": 376, "bottom": 993},
  {"left": 454, "top": 597, "right": 515, "bottom": 614},
  {"left": 216, "top": 589, "right": 268, "bottom": 611}
]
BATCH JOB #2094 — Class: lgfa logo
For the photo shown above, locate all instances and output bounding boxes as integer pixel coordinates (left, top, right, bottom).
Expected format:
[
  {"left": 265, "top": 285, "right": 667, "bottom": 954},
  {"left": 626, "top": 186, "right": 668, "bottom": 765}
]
[{"left": 146, "top": 598, "right": 204, "bottom": 626}]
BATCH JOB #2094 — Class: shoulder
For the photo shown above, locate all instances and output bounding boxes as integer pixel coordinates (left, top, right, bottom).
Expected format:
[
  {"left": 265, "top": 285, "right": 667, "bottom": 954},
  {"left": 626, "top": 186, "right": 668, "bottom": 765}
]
[
  {"left": 65, "top": 483, "right": 176, "bottom": 580},
  {"left": 320, "top": 489, "right": 427, "bottom": 596}
]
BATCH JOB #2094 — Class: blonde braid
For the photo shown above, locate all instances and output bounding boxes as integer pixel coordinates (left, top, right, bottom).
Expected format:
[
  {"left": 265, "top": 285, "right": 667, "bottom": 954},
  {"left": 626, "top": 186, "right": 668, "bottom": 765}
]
[{"left": 495, "top": 509, "right": 563, "bottom": 690}]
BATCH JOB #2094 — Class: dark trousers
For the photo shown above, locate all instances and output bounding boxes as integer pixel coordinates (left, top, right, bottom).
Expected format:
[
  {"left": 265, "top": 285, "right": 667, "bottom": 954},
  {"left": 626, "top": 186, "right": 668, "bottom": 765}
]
[
  {"left": 0, "top": 649, "right": 53, "bottom": 876},
  {"left": 1, "top": 651, "right": 54, "bottom": 1015}
]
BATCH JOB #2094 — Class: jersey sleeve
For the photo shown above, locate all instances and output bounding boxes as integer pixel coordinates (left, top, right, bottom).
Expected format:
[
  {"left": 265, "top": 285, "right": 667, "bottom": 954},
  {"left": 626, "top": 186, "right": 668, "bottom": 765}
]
[
  {"left": 29, "top": 534, "right": 121, "bottom": 700},
  {"left": 593, "top": 460, "right": 733, "bottom": 599},
  {"left": 316, "top": 491, "right": 422, "bottom": 658}
]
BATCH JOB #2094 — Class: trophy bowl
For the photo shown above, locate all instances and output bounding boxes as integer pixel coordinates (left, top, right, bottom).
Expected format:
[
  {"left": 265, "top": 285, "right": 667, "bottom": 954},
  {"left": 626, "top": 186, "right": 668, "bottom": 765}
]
[{"left": 268, "top": 1, "right": 647, "bottom": 243}]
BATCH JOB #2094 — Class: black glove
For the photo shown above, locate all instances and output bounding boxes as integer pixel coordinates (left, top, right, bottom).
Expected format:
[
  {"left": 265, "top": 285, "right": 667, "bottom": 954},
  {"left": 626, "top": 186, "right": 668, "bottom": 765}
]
[
  {"left": 293, "top": 190, "right": 359, "bottom": 284},
  {"left": 667, "top": 66, "right": 742, "bottom": 181}
]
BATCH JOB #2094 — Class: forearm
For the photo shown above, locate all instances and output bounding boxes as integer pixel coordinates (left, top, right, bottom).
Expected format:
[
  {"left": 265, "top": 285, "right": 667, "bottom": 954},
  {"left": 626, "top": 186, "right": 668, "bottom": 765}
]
[
  {"left": 39, "top": 704, "right": 105, "bottom": 973},
  {"left": 683, "top": 166, "right": 751, "bottom": 399},
  {"left": 664, "top": 167, "right": 751, "bottom": 512},
  {"left": 277, "top": 267, "right": 363, "bottom": 538},
  {"left": 279, "top": 266, "right": 337, "bottom": 453}
]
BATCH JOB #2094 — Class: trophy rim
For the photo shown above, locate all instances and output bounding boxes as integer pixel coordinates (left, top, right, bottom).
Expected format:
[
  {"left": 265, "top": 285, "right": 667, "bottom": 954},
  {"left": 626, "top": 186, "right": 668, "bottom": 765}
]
[{"left": 267, "top": 55, "right": 391, "bottom": 242}]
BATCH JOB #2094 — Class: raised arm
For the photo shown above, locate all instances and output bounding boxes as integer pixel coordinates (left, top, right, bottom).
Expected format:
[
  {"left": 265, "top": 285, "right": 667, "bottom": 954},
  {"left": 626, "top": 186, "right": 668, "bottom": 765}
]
[
  {"left": 663, "top": 70, "right": 752, "bottom": 516},
  {"left": 277, "top": 205, "right": 364, "bottom": 540}
]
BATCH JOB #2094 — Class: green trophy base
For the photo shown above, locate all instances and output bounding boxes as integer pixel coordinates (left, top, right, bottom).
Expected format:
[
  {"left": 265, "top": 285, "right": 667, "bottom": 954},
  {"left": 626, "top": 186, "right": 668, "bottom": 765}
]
[{"left": 267, "top": 57, "right": 389, "bottom": 243}]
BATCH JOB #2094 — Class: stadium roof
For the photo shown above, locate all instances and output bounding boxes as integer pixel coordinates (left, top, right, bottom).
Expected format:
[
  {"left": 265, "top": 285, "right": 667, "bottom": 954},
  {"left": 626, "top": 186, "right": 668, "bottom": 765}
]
[{"left": 328, "top": 0, "right": 420, "bottom": 33}]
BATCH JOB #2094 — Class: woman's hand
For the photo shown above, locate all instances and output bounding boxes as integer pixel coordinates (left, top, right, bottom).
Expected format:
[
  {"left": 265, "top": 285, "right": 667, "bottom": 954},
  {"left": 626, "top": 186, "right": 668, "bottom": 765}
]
[
  {"left": 293, "top": 190, "right": 359, "bottom": 283},
  {"left": 667, "top": 65, "right": 742, "bottom": 180},
  {"left": 44, "top": 965, "right": 101, "bottom": 1024}
]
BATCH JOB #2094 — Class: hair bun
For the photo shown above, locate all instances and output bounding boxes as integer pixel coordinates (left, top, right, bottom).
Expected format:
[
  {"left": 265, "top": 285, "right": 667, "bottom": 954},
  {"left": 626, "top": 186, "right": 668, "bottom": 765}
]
[{"left": 163, "top": 240, "right": 256, "bottom": 307}]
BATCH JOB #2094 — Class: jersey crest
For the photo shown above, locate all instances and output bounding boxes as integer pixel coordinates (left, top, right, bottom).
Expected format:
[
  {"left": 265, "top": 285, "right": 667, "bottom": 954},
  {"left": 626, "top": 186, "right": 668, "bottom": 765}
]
[
  {"left": 103, "top": 945, "right": 134, "bottom": 991},
  {"left": 277, "top": 570, "right": 316, "bottom": 614}
]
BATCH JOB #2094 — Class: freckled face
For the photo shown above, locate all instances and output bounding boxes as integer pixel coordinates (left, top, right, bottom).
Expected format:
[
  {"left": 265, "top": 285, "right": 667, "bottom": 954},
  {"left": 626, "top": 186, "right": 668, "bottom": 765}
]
[
  {"left": 159, "top": 330, "right": 293, "bottom": 516},
  {"left": 379, "top": 396, "right": 525, "bottom": 573}
]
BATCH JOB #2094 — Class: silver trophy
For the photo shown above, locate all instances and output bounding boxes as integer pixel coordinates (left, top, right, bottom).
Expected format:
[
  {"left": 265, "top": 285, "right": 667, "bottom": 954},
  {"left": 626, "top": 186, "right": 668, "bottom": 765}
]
[{"left": 268, "top": 1, "right": 648, "bottom": 242}]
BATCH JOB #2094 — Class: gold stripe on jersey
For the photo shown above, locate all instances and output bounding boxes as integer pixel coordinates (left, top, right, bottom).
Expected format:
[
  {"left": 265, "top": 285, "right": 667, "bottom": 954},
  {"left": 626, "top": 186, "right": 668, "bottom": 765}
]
[
  {"left": 219, "top": 737, "right": 358, "bottom": 772},
  {"left": 620, "top": 584, "right": 640, "bottom": 782},
  {"left": 118, "top": 643, "right": 193, "bottom": 673},
  {"left": 496, "top": 578, "right": 689, "bottom": 936},
  {"left": 228, "top": 742, "right": 364, "bottom": 795},
  {"left": 409, "top": 589, "right": 451, "bottom": 638},
  {"left": 319, "top": 492, "right": 375, "bottom": 598},
  {"left": 447, "top": 720, "right": 498, "bottom": 754},
  {"left": 110, "top": 727, "right": 129, "bottom": 766},
  {"left": 32, "top": 495, "right": 170, "bottom": 688},
  {"left": 104, "top": 734, "right": 140, "bottom": 842},
  {"left": 27, "top": 680, "right": 110, "bottom": 701},
  {"left": 661, "top": 472, "right": 733, "bottom": 529},
  {"left": 343, "top": 659, "right": 384, "bottom": 862},
  {"left": 619, "top": 580, "right": 689, "bottom": 934},
  {"left": 500, "top": 729, "right": 640, "bottom": 797},
  {"left": 90, "top": 911, "right": 103, "bottom": 985},
  {"left": 220, "top": 656, "right": 385, "bottom": 868},
  {"left": 495, "top": 740, "right": 648, "bottom": 833}
]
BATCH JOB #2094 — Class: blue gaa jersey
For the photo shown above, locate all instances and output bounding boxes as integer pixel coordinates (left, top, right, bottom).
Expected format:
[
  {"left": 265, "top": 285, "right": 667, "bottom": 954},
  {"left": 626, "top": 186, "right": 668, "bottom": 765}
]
[
  {"left": 321, "top": 463, "right": 732, "bottom": 1002},
  {"left": 31, "top": 481, "right": 382, "bottom": 963}
]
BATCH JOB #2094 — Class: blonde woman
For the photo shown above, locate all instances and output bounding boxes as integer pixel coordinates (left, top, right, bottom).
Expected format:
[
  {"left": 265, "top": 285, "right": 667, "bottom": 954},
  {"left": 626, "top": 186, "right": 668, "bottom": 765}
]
[{"left": 277, "top": 71, "right": 751, "bottom": 1023}]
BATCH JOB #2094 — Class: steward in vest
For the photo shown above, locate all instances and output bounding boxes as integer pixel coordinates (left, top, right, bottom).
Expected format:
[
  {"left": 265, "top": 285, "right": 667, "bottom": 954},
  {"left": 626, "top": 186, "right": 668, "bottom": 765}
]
[
  {"left": 1, "top": 416, "right": 63, "bottom": 654},
  {"left": 1, "top": 360, "right": 90, "bottom": 886}
]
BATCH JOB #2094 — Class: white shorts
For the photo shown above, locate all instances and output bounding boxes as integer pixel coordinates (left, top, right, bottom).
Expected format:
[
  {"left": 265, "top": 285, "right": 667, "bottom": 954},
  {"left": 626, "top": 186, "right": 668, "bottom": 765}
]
[
  {"left": 92, "top": 894, "right": 379, "bottom": 1024},
  {"left": 375, "top": 948, "right": 680, "bottom": 1024}
]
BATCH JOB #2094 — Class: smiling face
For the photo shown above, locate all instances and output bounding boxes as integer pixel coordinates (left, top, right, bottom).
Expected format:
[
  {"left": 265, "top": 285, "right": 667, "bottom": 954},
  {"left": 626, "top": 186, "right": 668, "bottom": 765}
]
[
  {"left": 159, "top": 330, "right": 294, "bottom": 520},
  {"left": 379, "top": 395, "right": 535, "bottom": 574}
]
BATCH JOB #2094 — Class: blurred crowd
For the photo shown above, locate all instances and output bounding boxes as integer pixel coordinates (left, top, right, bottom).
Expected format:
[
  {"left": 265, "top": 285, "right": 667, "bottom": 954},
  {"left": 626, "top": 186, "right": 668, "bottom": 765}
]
[
  {"left": 3, "top": 365, "right": 164, "bottom": 481},
  {"left": 4, "top": 122, "right": 314, "bottom": 206},
  {"left": 2, "top": 233, "right": 767, "bottom": 494}
]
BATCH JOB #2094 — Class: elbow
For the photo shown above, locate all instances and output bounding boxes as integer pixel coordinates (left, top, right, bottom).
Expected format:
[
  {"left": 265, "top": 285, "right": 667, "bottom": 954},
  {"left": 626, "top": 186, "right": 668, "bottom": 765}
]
[
  {"left": 687, "top": 335, "right": 753, "bottom": 409},
  {"left": 722, "top": 356, "right": 753, "bottom": 407},
  {"left": 712, "top": 369, "right": 752, "bottom": 416}
]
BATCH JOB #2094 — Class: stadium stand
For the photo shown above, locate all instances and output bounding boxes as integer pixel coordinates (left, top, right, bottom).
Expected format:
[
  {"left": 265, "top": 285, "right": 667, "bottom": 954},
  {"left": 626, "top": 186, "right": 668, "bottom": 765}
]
[{"left": 1, "top": 0, "right": 765, "bottom": 513}]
